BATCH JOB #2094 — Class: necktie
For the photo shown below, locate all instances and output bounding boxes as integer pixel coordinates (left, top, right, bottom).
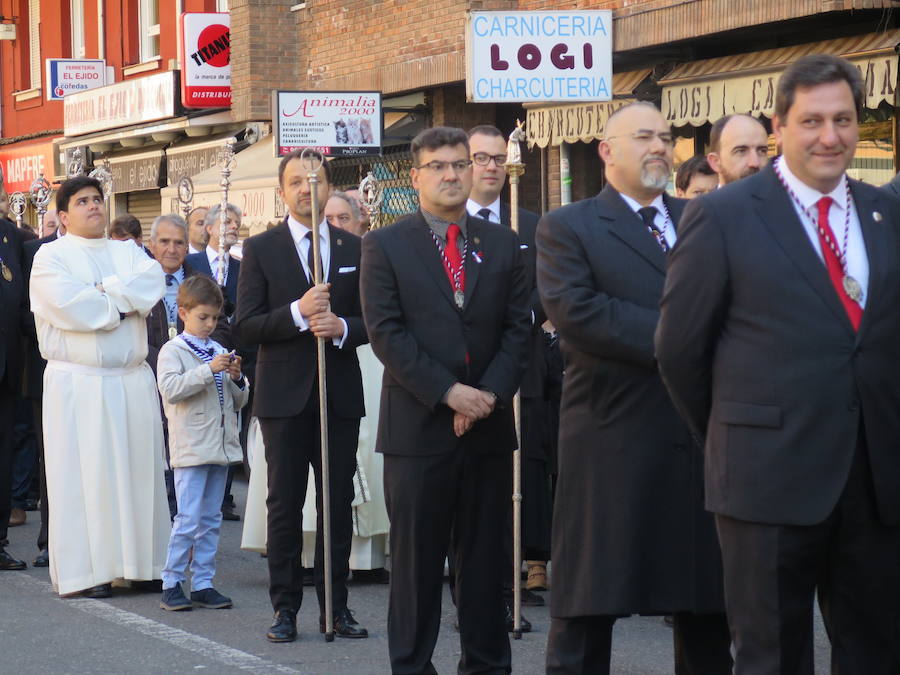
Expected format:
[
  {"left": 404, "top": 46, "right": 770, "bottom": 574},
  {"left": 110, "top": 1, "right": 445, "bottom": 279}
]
[
  {"left": 815, "top": 197, "right": 862, "bottom": 331},
  {"left": 304, "top": 231, "right": 316, "bottom": 282},
  {"left": 165, "top": 274, "right": 176, "bottom": 286},
  {"left": 477, "top": 207, "right": 493, "bottom": 223},
  {"left": 444, "top": 223, "right": 465, "bottom": 309},
  {"left": 637, "top": 206, "right": 668, "bottom": 252}
]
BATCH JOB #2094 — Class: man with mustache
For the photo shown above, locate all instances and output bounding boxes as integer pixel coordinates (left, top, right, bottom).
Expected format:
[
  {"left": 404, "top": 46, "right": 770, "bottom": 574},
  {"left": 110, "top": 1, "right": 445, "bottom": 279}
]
[
  {"left": 707, "top": 113, "right": 770, "bottom": 186},
  {"left": 537, "top": 102, "right": 731, "bottom": 674}
]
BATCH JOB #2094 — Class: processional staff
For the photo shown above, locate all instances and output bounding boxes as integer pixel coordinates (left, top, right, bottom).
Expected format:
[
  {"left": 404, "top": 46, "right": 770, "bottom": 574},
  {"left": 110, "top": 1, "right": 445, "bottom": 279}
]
[
  {"left": 300, "top": 148, "right": 336, "bottom": 642},
  {"left": 505, "top": 120, "right": 527, "bottom": 640},
  {"left": 358, "top": 170, "right": 383, "bottom": 230},
  {"left": 88, "top": 159, "right": 113, "bottom": 238},
  {"left": 177, "top": 176, "right": 195, "bottom": 222},
  {"left": 29, "top": 173, "right": 52, "bottom": 238},
  {"left": 9, "top": 192, "right": 26, "bottom": 229},
  {"left": 217, "top": 139, "right": 236, "bottom": 288}
]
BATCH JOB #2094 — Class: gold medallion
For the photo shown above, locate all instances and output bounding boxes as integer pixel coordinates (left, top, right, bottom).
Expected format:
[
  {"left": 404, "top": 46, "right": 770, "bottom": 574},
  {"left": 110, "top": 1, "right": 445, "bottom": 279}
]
[
  {"left": 843, "top": 275, "right": 863, "bottom": 303},
  {"left": 1, "top": 262, "right": 12, "bottom": 282},
  {"left": 168, "top": 326, "right": 178, "bottom": 340},
  {"left": 454, "top": 289, "right": 465, "bottom": 309}
]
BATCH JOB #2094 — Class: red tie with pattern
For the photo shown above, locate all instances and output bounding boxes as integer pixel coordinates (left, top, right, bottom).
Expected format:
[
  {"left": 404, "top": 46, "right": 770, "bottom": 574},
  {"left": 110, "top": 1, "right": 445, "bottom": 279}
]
[
  {"left": 443, "top": 223, "right": 465, "bottom": 293},
  {"left": 815, "top": 197, "right": 862, "bottom": 331}
]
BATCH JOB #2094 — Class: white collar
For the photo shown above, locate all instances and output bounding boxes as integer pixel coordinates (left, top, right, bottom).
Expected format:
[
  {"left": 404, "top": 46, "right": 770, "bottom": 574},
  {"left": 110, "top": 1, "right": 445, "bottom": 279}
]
[
  {"left": 617, "top": 191, "right": 667, "bottom": 216},
  {"left": 777, "top": 156, "right": 849, "bottom": 213},
  {"left": 287, "top": 214, "right": 329, "bottom": 246},
  {"left": 206, "top": 244, "right": 230, "bottom": 262},
  {"left": 466, "top": 197, "right": 501, "bottom": 221}
]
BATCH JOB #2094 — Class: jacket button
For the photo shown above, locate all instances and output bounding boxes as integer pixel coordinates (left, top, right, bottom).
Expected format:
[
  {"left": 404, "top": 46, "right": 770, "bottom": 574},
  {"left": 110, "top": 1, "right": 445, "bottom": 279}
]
[{"left": 848, "top": 401, "right": 860, "bottom": 411}]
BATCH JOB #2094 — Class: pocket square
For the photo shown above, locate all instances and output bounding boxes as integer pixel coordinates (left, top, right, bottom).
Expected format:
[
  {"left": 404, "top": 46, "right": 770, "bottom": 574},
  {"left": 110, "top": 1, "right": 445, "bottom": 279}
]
[
  {"left": 520, "top": 244, "right": 529, "bottom": 250},
  {"left": 338, "top": 266, "right": 357, "bottom": 273}
]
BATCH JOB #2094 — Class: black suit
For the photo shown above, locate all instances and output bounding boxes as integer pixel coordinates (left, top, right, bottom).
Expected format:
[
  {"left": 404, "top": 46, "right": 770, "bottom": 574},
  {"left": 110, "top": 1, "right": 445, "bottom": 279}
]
[
  {"left": 537, "top": 186, "right": 730, "bottom": 675},
  {"left": 0, "top": 221, "right": 27, "bottom": 547},
  {"left": 361, "top": 211, "right": 530, "bottom": 674},
  {"left": 185, "top": 250, "right": 240, "bottom": 309},
  {"left": 21, "top": 232, "right": 56, "bottom": 551},
  {"left": 235, "top": 220, "right": 367, "bottom": 616},
  {"left": 656, "top": 165, "right": 900, "bottom": 673}
]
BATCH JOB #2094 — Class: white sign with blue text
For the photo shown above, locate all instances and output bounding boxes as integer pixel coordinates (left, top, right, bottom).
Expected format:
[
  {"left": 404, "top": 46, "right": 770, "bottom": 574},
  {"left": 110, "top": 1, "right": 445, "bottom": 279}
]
[
  {"left": 466, "top": 11, "right": 613, "bottom": 103},
  {"left": 46, "top": 59, "right": 107, "bottom": 101}
]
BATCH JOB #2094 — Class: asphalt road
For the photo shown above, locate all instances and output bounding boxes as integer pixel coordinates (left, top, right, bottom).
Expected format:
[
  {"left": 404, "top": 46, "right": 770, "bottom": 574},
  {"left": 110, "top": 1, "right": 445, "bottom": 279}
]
[{"left": 1, "top": 476, "right": 831, "bottom": 674}]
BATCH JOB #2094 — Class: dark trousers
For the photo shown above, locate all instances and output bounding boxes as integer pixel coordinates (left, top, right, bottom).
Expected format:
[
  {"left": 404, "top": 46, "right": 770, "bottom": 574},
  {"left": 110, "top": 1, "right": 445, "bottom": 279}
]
[
  {"left": 0, "top": 380, "right": 15, "bottom": 544},
  {"left": 11, "top": 397, "right": 36, "bottom": 509},
  {"left": 716, "top": 441, "right": 900, "bottom": 675},
  {"left": 259, "top": 396, "right": 359, "bottom": 615},
  {"left": 384, "top": 450, "right": 512, "bottom": 675},
  {"left": 546, "top": 612, "right": 732, "bottom": 675},
  {"left": 30, "top": 398, "right": 48, "bottom": 551}
]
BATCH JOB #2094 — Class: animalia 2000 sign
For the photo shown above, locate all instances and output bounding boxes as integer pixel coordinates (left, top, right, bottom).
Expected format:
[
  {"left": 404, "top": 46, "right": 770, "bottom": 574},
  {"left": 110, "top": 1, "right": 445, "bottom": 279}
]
[{"left": 274, "top": 91, "right": 383, "bottom": 157}]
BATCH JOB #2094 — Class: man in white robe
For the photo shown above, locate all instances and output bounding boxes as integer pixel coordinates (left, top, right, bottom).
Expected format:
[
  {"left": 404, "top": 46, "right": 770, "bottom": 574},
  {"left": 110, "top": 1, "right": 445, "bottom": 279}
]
[{"left": 29, "top": 175, "right": 169, "bottom": 597}]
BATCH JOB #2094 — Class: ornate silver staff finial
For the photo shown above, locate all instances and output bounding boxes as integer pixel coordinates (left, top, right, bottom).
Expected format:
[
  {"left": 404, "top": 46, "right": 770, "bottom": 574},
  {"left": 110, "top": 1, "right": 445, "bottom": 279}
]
[
  {"left": 68, "top": 148, "right": 85, "bottom": 178},
  {"left": 506, "top": 119, "right": 526, "bottom": 168},
  {"left": 177, "top": 175, "right": 194, "bottom": 221},
  {"left": 216, "top": 138, "right": 237, "bottom": 287},
  {"left": 9, "top": 192, "right": 27, "bottom": 229},
  {"left": 88, "top": 158, "right": 113, "bottom": 237},
  {"left": 29, "top": 173, "right": 52, "bottom": 238},
  {"left": 358, "top": 171, "right": 383, "bottom": 230}
]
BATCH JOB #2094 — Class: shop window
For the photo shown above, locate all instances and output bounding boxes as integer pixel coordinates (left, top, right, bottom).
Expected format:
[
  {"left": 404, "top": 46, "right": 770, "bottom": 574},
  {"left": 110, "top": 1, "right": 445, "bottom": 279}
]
[
  {"left": 217, "top": 0, "right": 229, "bottom": 10},
  {"left": 139, "top": 0, "right": 160, "bottom": 62},
  {"left": 28, "top": 0, "right": 40, "bottom": 89},
  {"left": 850, "top": 106, "right": 894, "bottom": 186}
]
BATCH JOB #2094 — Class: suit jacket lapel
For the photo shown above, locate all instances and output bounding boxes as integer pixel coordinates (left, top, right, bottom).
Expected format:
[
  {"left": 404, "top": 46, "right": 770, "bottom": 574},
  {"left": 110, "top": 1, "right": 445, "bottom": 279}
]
[
  {"left": 598, "top": 185, "right": 667, "bottom": 275},
  {"left": 406, "top": 212, "right": 457, "bottom": 310},
  {"left": 664, "top": 193, "right": 685, "bottom": 234},
  {"left": 326, "top": 226, "right": 347, "bottom": 285},
  {"left": 752, "top": 167, "right": 853, "bottom": 331},
  {"left": 463, "top": 217, "right": 481, "bottom": 310},
  {"left": 852, "top": 182, "right": 886, "bottom": 340},
  {"left": 273, "top": 220, "right": 311, "bottom": 293}
]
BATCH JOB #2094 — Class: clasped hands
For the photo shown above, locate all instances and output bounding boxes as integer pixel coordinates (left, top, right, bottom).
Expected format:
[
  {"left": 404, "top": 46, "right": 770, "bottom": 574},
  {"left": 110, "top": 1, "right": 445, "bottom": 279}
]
[
  {"left": 446, "top": 383, "right": 497, "bottom": 438},
  {"left": 299, "top": 283, "right": 343, "bottom": 339}
]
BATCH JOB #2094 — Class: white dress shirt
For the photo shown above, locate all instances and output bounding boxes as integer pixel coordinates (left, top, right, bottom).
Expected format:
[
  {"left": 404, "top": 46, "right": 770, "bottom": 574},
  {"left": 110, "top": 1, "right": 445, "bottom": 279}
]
[
  {"left": 466, "top": 197, "right": 501, "bottom": 224},
  {"left": 618, "top": 192, "right": 678, "bottom": 248},
  {"left": 205, "top": 245, "right": 230, "bottom": 286},
  {"left": 286, "top": 214, "right": 347, "bottom": 348},
  {"left": 776, "top": 156, "right": 869, "bottom": 308}
]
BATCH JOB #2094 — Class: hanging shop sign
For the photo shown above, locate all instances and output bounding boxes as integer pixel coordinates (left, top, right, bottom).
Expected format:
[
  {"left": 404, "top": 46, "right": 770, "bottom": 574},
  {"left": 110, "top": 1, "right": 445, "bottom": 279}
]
[
  {"left": 46, "top": 59, "right": 107, "bottom": 101},
  {"left": 274, "top": 91, "right": 383, "bottom": 157},
  {"left": 180, "top": 12, "right": 231, "bottom": 109}
]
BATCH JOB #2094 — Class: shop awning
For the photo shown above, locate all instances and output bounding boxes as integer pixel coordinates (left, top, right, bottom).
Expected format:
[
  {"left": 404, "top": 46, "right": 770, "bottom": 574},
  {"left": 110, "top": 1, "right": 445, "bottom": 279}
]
[
  {"left": 160, "top": 135, "right": 283, "bottom": 237},
  {"left": 525, "top": 69, "right": 651, "bottom": 148},
  {"left": 660, "top": 31, "right": 900, "bottom": 127},
  {"left": 106, "top": 146, "right": 166, "bottom": 193}
]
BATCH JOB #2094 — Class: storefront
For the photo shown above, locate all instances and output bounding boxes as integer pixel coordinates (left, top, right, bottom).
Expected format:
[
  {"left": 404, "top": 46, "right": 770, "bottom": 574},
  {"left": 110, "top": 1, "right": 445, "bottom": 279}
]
[{"left": 0, "top": 137, "right": 61, "bottom": 225}]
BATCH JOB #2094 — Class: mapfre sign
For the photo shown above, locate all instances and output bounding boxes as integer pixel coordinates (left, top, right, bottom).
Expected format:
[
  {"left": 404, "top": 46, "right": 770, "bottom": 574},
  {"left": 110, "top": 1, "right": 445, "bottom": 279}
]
[
  {"left": 180, "top": 12, "right": 231, "bottom": 109},
  {"left": 64, "top": 71, "right": 178, "bottom": 136}
]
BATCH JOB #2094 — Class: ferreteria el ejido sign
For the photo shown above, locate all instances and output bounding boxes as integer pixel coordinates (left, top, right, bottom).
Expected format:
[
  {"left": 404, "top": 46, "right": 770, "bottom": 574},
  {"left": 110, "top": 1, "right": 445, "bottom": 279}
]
[
  {"left": 466, "top": 10, "right": 613, "bottom": 103},
  {"left": 273, "top": 91, "right": 383, "bottom": 157}
]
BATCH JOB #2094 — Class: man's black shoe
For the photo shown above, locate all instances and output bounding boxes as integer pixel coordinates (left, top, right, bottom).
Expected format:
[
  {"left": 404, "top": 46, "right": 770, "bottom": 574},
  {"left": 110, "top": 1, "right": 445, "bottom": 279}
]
[
  {"left": 24, "top": 498, "right": 39, "bottom": 512},
  {"left": 33, "top": 549, "right": 49, "bottom": 567},
  {"left": 522, "top": 588, "right": 545, "bottom": 607},
  {"left": 352, "top": 568, "right": 390, "bottom": 584},
  {"left": 0, "top": 549, "right": 26, "bottom": 570},
  {"left": 504, "top": 601, "right": 532, "bottom": 633},
  {"left": 221, "top": 504, "right": 240, "bottom": 521},
  {"left": 320, "top": 607, "right": 368, "bottom": 638},
  {"left": 83, "top": 583, "right": 112, "bottom": 599},
  {"left": 301, "top": 567, "right": 314, "bottom": 587},
  {"left": 267, "top": 609, "right": 298, "bottom": 643}
]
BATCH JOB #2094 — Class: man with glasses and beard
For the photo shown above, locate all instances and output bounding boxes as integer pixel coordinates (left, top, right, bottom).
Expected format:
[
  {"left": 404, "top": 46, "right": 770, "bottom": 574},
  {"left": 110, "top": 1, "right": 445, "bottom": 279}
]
[{"left": 537, "top": 102, "right": 731, "bottom": 674}]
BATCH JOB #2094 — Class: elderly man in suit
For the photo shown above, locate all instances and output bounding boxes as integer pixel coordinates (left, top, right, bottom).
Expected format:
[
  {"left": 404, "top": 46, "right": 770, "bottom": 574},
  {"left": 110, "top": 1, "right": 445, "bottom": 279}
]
[
  {"left": 657, "top": 54, "right": 900, "bottom": 674},
  {"left": 537, "top": 101, "right": 731, "bottom": 675},
  {"left": 236, "top": 149, "right": 369, "bottom": 643},
  {"left": 0, "top": 216, "right": 29, "bottom": 570},
  {"left": 361, "top": 126, "right": 531, "bottom": 674}
]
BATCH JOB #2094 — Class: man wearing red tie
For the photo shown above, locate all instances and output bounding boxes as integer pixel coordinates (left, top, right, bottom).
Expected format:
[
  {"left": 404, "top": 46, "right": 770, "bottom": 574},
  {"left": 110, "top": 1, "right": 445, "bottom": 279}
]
[
  {"left": 657, "top": 55, "right": 900, "bottom": 673},
  {"left": 361, "top": 126, "right": 531, "bottom": 674}
]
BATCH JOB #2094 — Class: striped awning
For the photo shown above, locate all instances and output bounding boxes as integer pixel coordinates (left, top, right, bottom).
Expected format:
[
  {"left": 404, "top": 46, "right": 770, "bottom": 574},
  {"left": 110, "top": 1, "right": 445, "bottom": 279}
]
[
  {"left": 525, "top": 68, "right": 651, "bottom": 148},
  {"left": 660, "top": 31, "right": 900, "bottom": 126}
]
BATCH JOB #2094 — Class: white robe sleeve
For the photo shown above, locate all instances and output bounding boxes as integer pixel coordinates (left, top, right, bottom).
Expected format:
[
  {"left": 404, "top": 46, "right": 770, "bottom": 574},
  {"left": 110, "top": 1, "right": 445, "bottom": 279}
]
[
  {"left": 30, "top": 245, "right": 121, "bottom": 332},
  {"left": 102, "top": 244, "right": 165, "bottom": 317}
]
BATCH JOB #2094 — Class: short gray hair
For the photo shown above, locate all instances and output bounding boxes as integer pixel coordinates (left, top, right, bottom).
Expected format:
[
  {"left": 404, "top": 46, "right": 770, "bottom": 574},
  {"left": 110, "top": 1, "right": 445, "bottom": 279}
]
[
  {"left": 204, "top": 203, "right": 241, "bottom": 228},
  {"left": 150, "top": 213, "right": 188, "bottom": 241},
  {"left": 330, "top": 191, "right": 361, "bottom": 222}
]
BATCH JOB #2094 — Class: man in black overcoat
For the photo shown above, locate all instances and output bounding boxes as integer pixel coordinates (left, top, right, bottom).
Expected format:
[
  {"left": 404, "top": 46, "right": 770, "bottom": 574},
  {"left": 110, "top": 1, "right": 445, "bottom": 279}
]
[
  {"left": 360, "top": 126, "right": 531, "bottom": 674},
  {"left": 537, "top": 102, "right": 731, "bottom": 675}
]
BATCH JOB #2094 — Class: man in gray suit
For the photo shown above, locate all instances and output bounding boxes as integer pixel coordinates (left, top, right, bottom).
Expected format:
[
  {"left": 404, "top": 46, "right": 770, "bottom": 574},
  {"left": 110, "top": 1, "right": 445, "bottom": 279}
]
[
  {"left": 537, "top": 101, "right": 731, "bottom": 675},
  {"left": 657, "top": 55, "right": 900, "bottom": 674}
]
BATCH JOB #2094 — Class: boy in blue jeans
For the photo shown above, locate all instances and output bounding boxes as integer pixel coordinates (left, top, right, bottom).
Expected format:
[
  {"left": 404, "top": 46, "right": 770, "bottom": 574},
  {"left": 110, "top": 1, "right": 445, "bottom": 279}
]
[{"left": 157, "top": 275, "right": 249, "bottom": 610}]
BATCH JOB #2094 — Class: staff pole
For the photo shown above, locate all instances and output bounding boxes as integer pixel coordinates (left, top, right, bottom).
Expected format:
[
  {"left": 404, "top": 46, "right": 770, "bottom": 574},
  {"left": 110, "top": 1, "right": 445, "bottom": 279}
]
[
  {"left": 302, "top": 148, "right": 335, "bottom": 642},
  {"left": 505, "top": 121, "right": 527, "bottom": 640}
]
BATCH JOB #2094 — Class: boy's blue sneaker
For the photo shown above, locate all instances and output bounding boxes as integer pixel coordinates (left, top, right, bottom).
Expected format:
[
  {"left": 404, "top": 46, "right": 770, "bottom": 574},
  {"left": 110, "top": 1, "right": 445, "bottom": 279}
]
[
  {"left": 160, "top": 583, "right": 192, "bottom": 611},
  {"left": 191, "top": 587, "right": 233, "bottom": 609}
]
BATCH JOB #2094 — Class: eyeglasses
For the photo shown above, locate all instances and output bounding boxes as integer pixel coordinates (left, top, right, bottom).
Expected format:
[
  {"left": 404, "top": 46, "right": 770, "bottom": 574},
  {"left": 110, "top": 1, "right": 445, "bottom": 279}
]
[
  {"left": 416, "top": 159, "right": 473, "bottom": 173},
  {"left": 605, "top": 131, "right": 675, "bottom": 147},
  {"left": 472, "top": 153, "right": 507, "bottom": 167}
]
